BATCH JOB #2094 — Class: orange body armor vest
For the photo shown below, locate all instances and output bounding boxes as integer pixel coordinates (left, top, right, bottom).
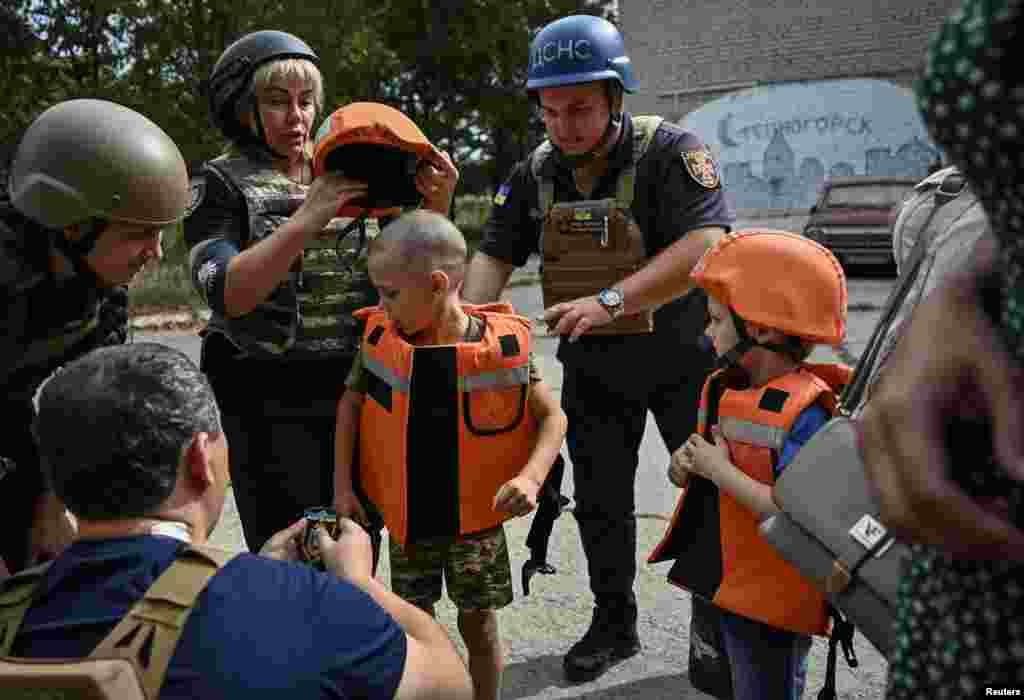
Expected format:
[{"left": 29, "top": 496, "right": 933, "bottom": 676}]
[
  {"left": 650, "top": 364, "right": 851, "bottom": 635},
  {"left": 353, "top": 303, "right": 538, "bottom": 547}
]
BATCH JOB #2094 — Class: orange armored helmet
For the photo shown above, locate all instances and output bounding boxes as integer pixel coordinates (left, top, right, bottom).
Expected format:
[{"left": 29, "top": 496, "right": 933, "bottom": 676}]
[
  {"left": 693, "top": 229, "right": 847, "bottom": 365},
  {"left": 313, "top": 102, "right": 439, "bottom": 218}
]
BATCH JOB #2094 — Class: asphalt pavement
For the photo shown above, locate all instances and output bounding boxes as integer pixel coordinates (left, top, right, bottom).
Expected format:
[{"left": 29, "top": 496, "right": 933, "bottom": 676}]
[{"left": 137, "top": 262, "right": 895, "bottom": 699}]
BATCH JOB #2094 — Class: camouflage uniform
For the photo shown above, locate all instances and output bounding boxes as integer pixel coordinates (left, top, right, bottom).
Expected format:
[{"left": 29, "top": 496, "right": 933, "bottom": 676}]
[
  {"left": 186, "top": 147, "right": 382, "bottom": 553},
  {"left": 389, "top": 526, "right": 514, "bottom": 612},
  {"left": 0, "top": 185, "right": 128, "bottom": 572}
]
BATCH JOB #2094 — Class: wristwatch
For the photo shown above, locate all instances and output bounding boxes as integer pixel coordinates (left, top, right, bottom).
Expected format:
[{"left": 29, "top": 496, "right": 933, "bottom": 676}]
[{"left": 596, "top": 287, "right": 625, "bottom": 319}]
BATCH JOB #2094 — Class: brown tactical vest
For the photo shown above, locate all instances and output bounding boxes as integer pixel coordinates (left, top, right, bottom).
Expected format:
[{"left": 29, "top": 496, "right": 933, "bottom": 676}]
[{"left": 532, "top": 116, "right": 663, "bottom": 335}]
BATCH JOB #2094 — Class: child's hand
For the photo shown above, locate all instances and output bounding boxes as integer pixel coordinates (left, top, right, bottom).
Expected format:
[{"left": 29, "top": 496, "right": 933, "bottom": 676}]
[
  {"left": 493, "top": 476, "right": 541, "bottom": 517},
  {"left": 673, "top": 428, "right": 730, "bottom": 485},
  {"left": 668, "top": 443, "right": 693, "bottom": 489}
]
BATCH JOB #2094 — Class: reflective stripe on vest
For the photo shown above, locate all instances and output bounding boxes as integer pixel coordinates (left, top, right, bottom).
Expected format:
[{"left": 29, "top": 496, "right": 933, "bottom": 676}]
[
  {"left": 354, "top": 303, "right": 537, "bottom": 547},
  {"left": 532, "top": 115, "right": 664, "bottom": 216},
  {"left": 654, "top": 365, "right": 849, "bottom": 636}
]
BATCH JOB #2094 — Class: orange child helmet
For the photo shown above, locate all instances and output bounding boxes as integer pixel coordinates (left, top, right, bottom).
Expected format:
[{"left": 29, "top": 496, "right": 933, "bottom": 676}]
[
  {"left": 692, "top": 229, "right": 847, "bottom": 366},
  {"left": 313, "top": 102, "right": 441, "bottom": 218}
]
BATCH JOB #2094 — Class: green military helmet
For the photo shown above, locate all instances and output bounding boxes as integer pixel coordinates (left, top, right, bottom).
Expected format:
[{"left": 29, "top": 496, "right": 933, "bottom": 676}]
[{"left": 8, "top": 99, "right": 191, "bottom": 229}]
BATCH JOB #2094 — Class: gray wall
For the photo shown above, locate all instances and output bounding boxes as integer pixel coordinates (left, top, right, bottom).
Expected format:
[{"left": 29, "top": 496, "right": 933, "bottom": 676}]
[{"left": 620, "top": 0, "right": 959, "bottom": 121}]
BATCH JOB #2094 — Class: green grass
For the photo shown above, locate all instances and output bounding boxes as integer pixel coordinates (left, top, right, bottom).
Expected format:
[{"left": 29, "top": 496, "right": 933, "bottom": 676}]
[{"left": 130, "top": 195, "right": 497, "bottom": 313}]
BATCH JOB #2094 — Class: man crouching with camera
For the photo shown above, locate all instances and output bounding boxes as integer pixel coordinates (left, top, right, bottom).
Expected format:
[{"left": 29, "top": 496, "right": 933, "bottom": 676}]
[{"left": 5, "top": 343, "right": 472, "bottom": 700}]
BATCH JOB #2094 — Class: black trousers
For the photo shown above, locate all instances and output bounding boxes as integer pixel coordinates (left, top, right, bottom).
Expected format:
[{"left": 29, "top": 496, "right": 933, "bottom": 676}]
[
  {"left": 201, "top": 335, "right": 382, "bottom": 560},
  {"left": 558, "top": 326, "right": 713, "bottom": 608}
]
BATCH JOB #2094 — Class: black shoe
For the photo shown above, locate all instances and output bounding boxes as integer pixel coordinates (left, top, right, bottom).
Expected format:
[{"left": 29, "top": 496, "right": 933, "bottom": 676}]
[{"left": 563, "top": 607, "right": 642, "bottom": 684}]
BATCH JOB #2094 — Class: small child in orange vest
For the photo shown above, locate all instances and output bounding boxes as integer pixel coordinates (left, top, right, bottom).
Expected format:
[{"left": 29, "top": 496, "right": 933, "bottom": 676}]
[
  {"left": 649, "top": 230, "right": 851, "bottom": 700},
  {"left": 334, "top": 209, "right": 567, "bottom": 700}
]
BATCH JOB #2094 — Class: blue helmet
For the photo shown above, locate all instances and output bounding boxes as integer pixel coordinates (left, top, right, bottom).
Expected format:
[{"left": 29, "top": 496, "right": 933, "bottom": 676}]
[{"left": 526, "top": 15, "right": 638, "bottom": 93}]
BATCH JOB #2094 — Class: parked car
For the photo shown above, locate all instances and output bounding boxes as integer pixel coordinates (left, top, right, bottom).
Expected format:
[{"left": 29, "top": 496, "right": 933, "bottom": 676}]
[{"left": 802, "top": 176, "right": 918, "bottom": 272}]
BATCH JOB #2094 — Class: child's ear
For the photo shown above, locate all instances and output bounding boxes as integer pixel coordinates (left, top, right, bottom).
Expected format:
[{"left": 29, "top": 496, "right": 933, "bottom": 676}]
[
  {"left": 430, "top": 269, "right": 450, "bottom": 295},
  {"left": 748, "top": 322, "right": 783, "bottom": 343}
]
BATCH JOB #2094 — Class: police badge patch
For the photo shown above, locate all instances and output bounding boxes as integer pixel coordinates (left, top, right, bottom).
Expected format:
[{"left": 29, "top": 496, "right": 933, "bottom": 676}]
[{"left": 682, "top": 148, "right": 721, "bottom": 189}]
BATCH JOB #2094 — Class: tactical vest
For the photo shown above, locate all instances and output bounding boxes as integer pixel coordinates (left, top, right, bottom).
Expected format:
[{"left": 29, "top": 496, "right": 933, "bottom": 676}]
[
  {"left": 0, "top": 544, "right": 238, "bottom": 700},
  {"left": 532, "top": 116, "right": 663, "bottom": 335},
  {"left": 204, "top": 153, "right": 378, "bottom": 358},
  {"left": 650, "top": 364, "right": 852, "bottom": 636},
  {"left": 1, "top": 208, "right": 104, "bottom": 398},
  {"left": 353, "top": 303, "right": 538, "bottom": 547}
]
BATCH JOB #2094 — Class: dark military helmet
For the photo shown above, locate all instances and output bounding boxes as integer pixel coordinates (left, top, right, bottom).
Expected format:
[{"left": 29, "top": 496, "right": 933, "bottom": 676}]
[
  {"left": 207, "top": 30, "right": 320, "bottom": 143},
  {"left": 8, "top": 99, "right": 190, "bottom": 229}
]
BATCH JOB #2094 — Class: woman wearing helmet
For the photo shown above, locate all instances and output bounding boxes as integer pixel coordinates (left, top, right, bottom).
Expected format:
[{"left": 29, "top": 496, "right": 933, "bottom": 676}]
[
  {"left": 650, "top": 230, "right": 851, "bottom": 700},
  {"left": 2, "top": 98, "right": 192, "bottom": 575},
  {"left": 185, "top": 30, "right": 457, "bottom": 555}
]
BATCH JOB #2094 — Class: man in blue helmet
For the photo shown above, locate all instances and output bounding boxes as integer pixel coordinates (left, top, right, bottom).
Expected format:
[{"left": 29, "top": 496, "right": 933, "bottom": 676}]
[{"left": 463, "top": 13, "right": 735, "bottom": 686}]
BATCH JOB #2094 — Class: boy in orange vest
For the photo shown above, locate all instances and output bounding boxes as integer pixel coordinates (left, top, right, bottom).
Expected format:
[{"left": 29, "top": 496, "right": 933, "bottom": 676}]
[
  {"left": 334, "top": 209, "right": 567, "bottom": 700},
  {"left": 649, "top": 230, "right": 851, "bottom": 700}
]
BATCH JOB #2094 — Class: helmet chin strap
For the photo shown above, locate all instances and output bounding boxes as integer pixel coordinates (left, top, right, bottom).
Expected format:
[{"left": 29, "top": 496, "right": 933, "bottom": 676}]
[
  {"left": 713, "top": 309, "right": 804, "bottom": 372},
  {"left": 54, "top": 218, "right": 107, "bottom": 288},
  {"left": 248, "top": 94, "right": 294, "bottom": 161},
  {"left": 555, "top": 112, "right": 621, "bottom": 168}
]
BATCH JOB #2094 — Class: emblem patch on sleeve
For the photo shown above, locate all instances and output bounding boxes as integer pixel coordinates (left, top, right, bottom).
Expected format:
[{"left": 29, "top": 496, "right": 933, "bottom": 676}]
[
  {"left": 682, "top": 148, "right": 721, "bottom": 189},
  {"left": 185, "top": 178, "right": 206, "bottom": 218},
  {"left": 494, "top": 183, "right": 511, "bottom": 206}
]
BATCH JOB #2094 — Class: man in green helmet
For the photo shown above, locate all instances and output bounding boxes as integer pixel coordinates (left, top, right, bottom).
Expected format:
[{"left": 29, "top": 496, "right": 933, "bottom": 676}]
[{"left": 1, "top": 98, "right": 192, "bottom": 575}]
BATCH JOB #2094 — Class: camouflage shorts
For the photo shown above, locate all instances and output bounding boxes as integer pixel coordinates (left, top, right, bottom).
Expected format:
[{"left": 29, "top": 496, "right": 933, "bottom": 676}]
[{"left": 389, "top": 525, "right": 513, "bottom": 612}]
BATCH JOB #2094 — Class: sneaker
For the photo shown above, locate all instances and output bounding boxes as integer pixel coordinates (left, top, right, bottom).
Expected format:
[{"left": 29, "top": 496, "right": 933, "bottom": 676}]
[{"left": 563, "top": 606, "right": 642, "bottom": 683}]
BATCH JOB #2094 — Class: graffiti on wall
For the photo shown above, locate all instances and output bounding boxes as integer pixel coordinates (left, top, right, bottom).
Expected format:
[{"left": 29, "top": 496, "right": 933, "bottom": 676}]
[{"left": 679, "top": 78, "right": 941, "bottom": 211}]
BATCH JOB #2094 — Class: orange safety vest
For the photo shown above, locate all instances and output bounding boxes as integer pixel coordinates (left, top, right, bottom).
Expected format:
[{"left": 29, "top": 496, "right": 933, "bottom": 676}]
[
  {"left": 649, "top": 363, "right": 851, "bottom": 636},
  {"left": 352, "top": 303, "right": 538, "bottom": 547}
]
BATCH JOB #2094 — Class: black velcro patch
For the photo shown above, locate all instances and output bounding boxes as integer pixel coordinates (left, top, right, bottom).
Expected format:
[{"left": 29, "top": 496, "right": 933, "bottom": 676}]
[
  {"left": 364, "top": 370, "right": 392, "bottom": 412},
  {"left": 367, "top": 326, "right": 385, "bottom": 346},
  {"left": 499, "top": 334, "right": 520, "bottom": 357},
  {"left": 758, "top": 387, "right": 790, "bottom": 413}
]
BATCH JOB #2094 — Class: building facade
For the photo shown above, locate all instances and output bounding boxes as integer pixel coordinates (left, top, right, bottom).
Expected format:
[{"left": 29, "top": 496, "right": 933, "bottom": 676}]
[{"left": 620, "top": 0, "right": 961, "bottom": 211}]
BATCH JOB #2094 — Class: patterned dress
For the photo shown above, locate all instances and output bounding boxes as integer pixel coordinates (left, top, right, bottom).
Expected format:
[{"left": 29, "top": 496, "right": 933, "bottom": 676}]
[{"left": 888, "top": 1, "right": 1024, "bottom": 696}]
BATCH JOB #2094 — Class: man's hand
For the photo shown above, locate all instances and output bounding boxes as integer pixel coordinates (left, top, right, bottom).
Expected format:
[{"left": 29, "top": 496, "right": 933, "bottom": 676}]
[
  {"left": 542, "top": 296, "right": 612, "bottom": 342},
  {"left": 258, "top": 518, "right": 307, "bottom": 561},
  {"left": 860, "top": 235, "right": 1024, "bottom": 561},
  {"left": 494, "top": 475, "right": 541, "bottom": 517},
  {"left": 333, "top": 489, "right": 370, "bottom": 529},
  {"left": 27, "top": 491, "right": 76, "bottom": 566},
  {"left": 320, "top": 517, "right": 374, "bottom": 585}
]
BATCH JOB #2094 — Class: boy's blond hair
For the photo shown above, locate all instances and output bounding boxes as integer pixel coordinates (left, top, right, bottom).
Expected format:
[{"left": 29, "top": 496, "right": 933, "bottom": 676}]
[{"left": 371, "top": 210, "right": 468, "bottom": 287}]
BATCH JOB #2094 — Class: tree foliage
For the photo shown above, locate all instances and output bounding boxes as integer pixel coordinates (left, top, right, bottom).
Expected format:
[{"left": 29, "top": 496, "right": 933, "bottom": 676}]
[{"left": 2, "top": 0, "right": 610, "bottom": 191}]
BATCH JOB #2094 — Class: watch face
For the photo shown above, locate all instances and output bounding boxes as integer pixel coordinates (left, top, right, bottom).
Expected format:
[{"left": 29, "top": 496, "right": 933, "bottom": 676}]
[{"left": 601, "top": 289, "right": 623, "bottom": 306}]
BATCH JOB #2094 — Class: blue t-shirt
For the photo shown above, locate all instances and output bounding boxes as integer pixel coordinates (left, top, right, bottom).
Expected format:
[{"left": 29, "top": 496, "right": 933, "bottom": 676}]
[
  {"left": 12, "top": 536, "right": 407, "bottom": 699},
  {"left": 775, "top": 404, "right": 831, "bottom": 478}
]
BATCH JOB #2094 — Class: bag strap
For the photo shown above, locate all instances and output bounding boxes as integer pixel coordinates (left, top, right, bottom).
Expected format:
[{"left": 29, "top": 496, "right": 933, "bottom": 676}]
[
  {"left": 0, "top": 562, "right": 53, "bottom": 656},
  {"left": 841, "top": 170, "right": 973, "bottom": 411},
  {"left": 89, "top": 544, "right": 237, "bottom": 700}
]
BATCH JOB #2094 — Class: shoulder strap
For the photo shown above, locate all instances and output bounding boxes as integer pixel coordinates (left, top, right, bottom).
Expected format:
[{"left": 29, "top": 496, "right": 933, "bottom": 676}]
[
  {"left": 531, "top": 141, "right": 556, "bottom": 216},
  {"left": 841, "top": 171, "right": 976, "bottom": 411},
  {"left": 204, "top": 161, "right": 251, "bottom": 249},
  {"left": 0, "top": 563, "right": 53, "bottom": 656},
  {"left": 89, "top": 544, "right": 238, "bottom": 700},
  {"left": 615, "top": 116, "right": 664, "bottom": 210}
]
